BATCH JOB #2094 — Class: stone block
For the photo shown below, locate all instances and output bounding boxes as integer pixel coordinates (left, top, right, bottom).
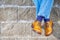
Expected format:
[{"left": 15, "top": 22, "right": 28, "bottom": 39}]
[
  {"left": 0, "top": 7, "right": 17, "bottom": 22},
  {"left": 1, "top": 23, "right": 31, "bottom": 36},
  {"left": 3, "top": 0, "right": 34, "bottom": 6},
  {"left": 0, "top": 0, "right": 3, "bottom": 5},
  {"left": 50, "top": 8, "right": 58, "bottom": 22},
  {"left": 18, "top": 8, "right": 36, "bottom": 20}
]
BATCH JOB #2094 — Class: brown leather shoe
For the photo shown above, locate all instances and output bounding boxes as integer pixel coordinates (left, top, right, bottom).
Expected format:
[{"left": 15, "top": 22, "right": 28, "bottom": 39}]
[
  {"left": 32, "top": 20, "right": 42, "bottom": 34},
  {"left": 45, "top": 20, "right": 53, "bottom": 36}
]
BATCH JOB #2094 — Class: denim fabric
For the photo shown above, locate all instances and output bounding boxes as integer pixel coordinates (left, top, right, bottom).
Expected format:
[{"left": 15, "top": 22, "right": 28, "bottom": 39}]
[{"left": 32, "top": 0, "right": 54, "bottom": 19}]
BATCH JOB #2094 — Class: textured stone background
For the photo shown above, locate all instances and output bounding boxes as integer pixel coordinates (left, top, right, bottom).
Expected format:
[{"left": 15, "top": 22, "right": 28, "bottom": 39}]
[{"left": 0, "top": 0, "right": 60, "bottom": 40}]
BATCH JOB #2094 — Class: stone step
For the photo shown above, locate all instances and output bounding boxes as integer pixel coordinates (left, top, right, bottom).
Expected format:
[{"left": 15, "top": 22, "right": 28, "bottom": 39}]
[
  {"left": 1, "top": 38, "right": 48, "bottom": 40},
  {"left": 0, "top": 7, "right": 59, "bottom": 22},
  {"left": 1, "top": 22, "right": 44, "bottom": 37},
  {"left": 0, "top": 0, "right": 34, "bottom": 6},
  {"left": 0, "top": 0, "right": 60, "bottom": 6},
  {"left": 0, "top": 36, "right": 58, "bottom": 40},
  {"left": 0, "top": 7, "right": 35, "bottom": 22},
  {"left": 0, "top": 21, "right": 60, "bottom": 40}
]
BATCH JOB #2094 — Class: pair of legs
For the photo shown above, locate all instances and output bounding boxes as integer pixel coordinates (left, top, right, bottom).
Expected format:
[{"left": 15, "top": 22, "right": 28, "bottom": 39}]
[
  {"left": 32, "top": 0, "right": 54, "bottom": 22},
  {"left": 32, "top": 0, "right": 54, "bottom": 36}
]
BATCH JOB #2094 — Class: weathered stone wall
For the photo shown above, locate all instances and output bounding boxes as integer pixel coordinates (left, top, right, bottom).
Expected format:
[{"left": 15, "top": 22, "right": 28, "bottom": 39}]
[{"left": 0, "top": 0, "right": 60, "bottom": 40}]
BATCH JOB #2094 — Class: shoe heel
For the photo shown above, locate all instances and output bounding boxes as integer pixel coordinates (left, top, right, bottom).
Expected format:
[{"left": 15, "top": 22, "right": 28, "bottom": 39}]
[{"left": 31, "top": 24, "right": 34, "bottom": 28}]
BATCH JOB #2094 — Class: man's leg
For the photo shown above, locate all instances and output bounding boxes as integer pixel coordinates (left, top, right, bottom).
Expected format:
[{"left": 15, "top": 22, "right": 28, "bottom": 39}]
[
  {"left": 37, "top": 0, "right": 54, "bottom": 36},
  {"left": 37, "top": 0, "right": 54, "bottom": 22},
  {"left": 43, "top": 0, "right": 54, "bottom": 36},
  {"left": 32, "top": 0, "right": 43, "bottom": 34},
  {"left": 44, "top": 0, "right": 54, "bottom": 22}
]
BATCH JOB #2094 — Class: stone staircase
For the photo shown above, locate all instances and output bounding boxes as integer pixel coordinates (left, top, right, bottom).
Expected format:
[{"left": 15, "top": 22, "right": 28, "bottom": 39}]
[{"left": 0, "top": 0, "right": 60, "bottom": 40}]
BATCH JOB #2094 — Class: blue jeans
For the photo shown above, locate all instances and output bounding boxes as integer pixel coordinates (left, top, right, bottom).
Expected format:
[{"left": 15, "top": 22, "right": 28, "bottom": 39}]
[{"left": 32, "top": 0, "right": 54, "bottom": 19}]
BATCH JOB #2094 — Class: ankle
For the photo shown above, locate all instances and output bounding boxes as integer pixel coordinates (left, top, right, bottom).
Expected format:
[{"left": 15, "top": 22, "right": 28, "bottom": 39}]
[
  {"left": 44, "top": 19, "right": 50, "bottom": 22},
  {"left": 37, "top": 16, "right": 44, "bottom": 22}
]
